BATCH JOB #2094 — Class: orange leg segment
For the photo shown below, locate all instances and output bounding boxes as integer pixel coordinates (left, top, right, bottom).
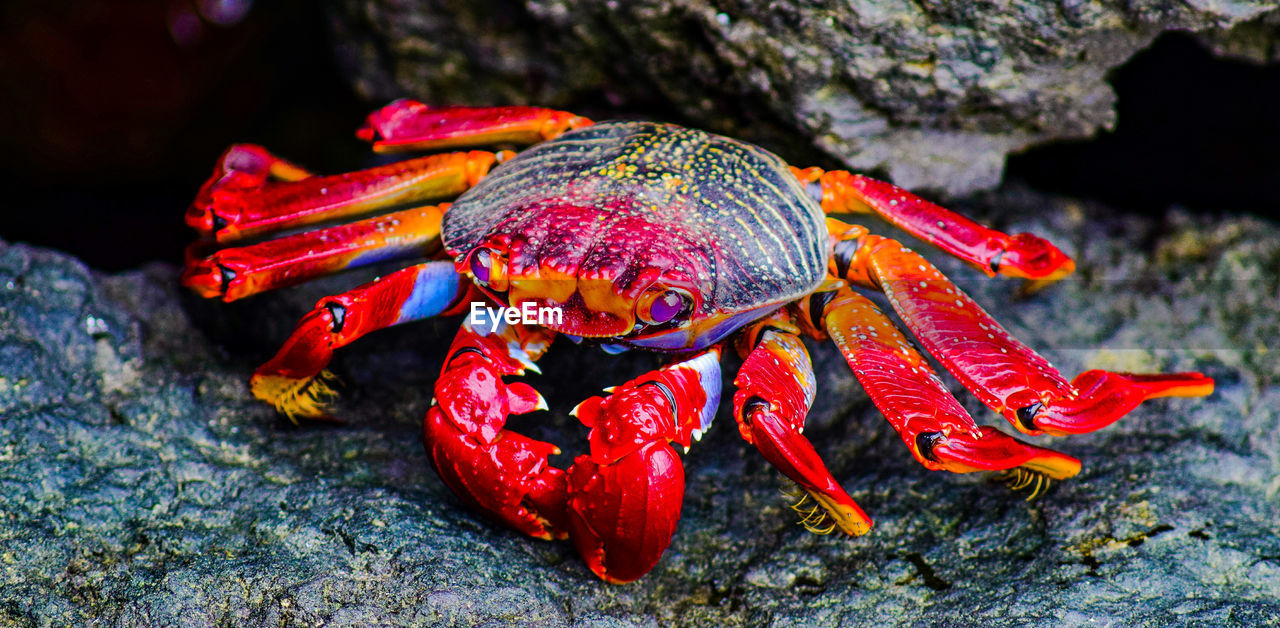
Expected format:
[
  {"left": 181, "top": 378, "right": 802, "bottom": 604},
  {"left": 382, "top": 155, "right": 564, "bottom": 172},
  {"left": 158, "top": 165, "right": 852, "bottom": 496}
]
[
  {"left": 187, "top": 146, "right": 503, "bottom": 243},
  {"left": 358, "top": 99, "right": 594, "bottom": 153},
  {"left": 183, "top": 203, "right": 447, "bottom": 302},
  {"left": 795, "top": 284, "right": 1081, "bottom": 481},
  {"left": 793, "top": 166, "right": 1075, "bottom": 285},
  {"left": 825, "top": 219, "right": 1213, "bottom": 437}
]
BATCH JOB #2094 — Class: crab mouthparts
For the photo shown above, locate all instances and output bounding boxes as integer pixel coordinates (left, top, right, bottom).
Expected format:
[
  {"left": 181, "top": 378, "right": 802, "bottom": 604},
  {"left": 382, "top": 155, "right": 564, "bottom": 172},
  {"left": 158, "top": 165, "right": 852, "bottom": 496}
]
[
  {"left": 518, "top": 293, "right": 635, "bottom": 338},
  {"left": 495, "top": 275, "right": 643, "bottom": 338}
]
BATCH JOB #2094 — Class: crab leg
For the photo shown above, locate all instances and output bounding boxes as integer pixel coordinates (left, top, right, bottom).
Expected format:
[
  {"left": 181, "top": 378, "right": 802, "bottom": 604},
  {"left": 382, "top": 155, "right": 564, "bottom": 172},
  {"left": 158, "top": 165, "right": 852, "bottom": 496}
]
[
  {"left": 731, "top": 313, "right": 872, "bottom": 536},
  {"left": 184, "top": 203, "right": 448, "bottom": 302},
  {"left": 248, "top": 261, "right": 473, "bottom": 421},
  {"left": 565, "top": 348, "right": 722, "bottom": 583},
  {"left": 424, "top": 319, "right": 566, "bottom": 541},
  {"left": 794, "top": 283, "right": 1081, "bottom": 481},
  {"left": 187, "top": 146, "right": 503, "bottom": 243},
  {"left": 358, "top": 99, "right": 594, "bottom": 153},
  {"left": 826, "top": 219, "right": 1214, "bottom": 437},
  {"left": 792, "top": 166, "right": 1075, "bottom": 286}
]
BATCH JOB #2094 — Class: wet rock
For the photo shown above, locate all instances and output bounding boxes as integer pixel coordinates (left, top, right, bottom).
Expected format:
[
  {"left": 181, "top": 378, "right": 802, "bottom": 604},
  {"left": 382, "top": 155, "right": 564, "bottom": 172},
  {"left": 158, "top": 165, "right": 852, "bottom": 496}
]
[
  {"left": 329, "top": 1, "right": 1280, "bottom": 195},
  {"left": 2, "top": 188, "right": 1279, "bottom": 624}
]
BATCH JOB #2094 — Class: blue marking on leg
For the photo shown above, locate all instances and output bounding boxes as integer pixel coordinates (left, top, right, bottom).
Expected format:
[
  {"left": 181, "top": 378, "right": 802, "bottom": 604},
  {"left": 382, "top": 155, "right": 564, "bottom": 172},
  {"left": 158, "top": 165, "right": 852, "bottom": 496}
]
[{"left": 395, "top": 262, "right": 463, "bottom": 324}]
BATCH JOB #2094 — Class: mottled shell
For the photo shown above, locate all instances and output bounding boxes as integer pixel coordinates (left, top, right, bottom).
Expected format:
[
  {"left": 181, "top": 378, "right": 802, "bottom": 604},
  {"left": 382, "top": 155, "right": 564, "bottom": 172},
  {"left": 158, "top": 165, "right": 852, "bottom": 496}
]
[{"left": 442, "top": 121, "right": 828, "bottom": 313}]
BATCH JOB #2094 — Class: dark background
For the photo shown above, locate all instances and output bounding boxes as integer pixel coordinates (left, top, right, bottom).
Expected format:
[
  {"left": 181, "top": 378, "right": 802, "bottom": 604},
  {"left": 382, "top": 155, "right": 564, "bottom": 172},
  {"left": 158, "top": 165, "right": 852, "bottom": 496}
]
[{"left": 0, "top": 0, "right": 1277, "bottom": 271}]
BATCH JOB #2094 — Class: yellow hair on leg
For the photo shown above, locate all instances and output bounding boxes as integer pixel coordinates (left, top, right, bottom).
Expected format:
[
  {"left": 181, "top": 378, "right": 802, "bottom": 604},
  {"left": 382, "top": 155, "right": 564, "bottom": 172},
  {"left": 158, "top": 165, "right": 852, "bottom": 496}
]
[{"left": 250, "top": 370, "right": 342, "bottom": 423}]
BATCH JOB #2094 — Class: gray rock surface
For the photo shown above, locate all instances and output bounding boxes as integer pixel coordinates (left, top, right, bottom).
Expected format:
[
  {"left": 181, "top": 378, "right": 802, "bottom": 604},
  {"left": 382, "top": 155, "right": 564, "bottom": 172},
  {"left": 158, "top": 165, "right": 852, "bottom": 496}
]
[
  {"left": 2, "top": 187, "right": 1277, "bottom": 625},
  {"left": 329, "top": 1, "right": 1280, "bottom": 196}
]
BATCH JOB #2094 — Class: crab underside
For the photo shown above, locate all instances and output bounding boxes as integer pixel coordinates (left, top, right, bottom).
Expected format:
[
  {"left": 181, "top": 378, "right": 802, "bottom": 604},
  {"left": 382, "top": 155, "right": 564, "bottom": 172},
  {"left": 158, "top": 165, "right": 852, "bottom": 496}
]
[{"left": 182, "top": 100, "right": 1213, "bottom": 583}]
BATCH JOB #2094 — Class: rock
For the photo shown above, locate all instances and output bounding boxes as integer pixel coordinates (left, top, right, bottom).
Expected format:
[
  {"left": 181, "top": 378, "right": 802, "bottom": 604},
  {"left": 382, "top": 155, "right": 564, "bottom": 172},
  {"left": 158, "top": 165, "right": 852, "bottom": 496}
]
[
  {"left": 328, "top": 0, "right": 1280, "bottom": 195},
  {"left": 2, "top": 188, "right": 1279, "bottom": 624}
]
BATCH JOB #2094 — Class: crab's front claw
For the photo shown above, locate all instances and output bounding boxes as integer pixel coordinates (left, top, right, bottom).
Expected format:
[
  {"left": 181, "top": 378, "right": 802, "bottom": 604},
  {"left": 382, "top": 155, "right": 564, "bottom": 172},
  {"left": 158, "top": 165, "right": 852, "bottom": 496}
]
[
  {"left": 1018, "top": 370, "right": 1215, "bottom": 436},
  {"left": 425, "top": 401, "right": 569, "bottom": 540},
  {"left": 424, "top": 334, "right": 567, "bottom": 540},
  {"left": 415, "top": 320, "right": 565, "bottom": 539},
  {"left": 564, "top": 350, "right": 719, "bottom": 582},
  {"left": 922, "top": 426, "right": 1081, "bottom": 479},
  {"left": 566, "top": 441, "right": 685, "bottom": 584}
]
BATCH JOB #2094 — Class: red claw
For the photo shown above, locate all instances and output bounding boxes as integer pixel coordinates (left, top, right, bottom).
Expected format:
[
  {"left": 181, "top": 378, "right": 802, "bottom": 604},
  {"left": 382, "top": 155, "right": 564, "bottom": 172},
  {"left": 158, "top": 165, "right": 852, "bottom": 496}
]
[
  {"left": 564, "top": 350, "right": 719, "bottom": 582},
  {"left": 423, "top": 324, "right": 568, "bottom": 540},
  {"left": 566, "top": 441, "right": 685, "bottom": 584}
]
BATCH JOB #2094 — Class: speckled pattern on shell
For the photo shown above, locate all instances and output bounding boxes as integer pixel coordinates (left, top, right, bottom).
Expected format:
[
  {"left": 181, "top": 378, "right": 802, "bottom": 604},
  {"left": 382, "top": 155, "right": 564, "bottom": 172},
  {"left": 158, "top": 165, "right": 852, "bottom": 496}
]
[{"left": 442, "top": 121, "right": 829, "bottom": 313}]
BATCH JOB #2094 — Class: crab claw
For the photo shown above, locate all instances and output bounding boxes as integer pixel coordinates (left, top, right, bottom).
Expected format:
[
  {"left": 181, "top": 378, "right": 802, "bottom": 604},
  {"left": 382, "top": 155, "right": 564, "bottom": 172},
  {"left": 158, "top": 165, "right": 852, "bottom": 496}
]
[
  {"left": 566, "top": 441, "right": 685, "bottom": 584},
  {"left": 564, "top": 350, "right": 719, "bottom": 582},
  {"left": 1018, "top": 370, "right": 1215, "bottom": 436},
  {"left": 423, "top": 324, "right": 567, "bottom": 540}
]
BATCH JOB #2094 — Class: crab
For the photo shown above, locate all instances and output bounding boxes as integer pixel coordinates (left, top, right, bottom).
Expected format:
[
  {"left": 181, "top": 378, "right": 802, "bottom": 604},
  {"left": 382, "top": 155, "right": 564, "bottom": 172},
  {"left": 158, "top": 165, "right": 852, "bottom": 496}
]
[{"left": 182, "top": 100, "right": 1214, "bottom": 583}]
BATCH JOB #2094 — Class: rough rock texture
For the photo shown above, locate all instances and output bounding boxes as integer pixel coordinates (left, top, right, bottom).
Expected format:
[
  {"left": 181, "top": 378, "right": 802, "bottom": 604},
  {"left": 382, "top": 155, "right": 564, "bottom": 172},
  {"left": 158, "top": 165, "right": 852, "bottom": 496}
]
[
  {"left": 2, "top": 188, "right": 1277, "bottom": 625},
  {"left": 329, "top": 0, "right": 1280, "bottom": 195}
]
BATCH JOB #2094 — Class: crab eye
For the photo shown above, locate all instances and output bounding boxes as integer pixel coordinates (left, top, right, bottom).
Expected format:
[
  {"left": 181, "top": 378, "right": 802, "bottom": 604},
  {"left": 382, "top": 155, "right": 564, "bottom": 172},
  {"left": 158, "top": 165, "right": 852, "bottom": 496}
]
[
  {"left": 468, "top": 249, "right": 508, "bottom": 290},
  {"left": 638, "top": 288, "right": 692, "bottom": 325},
  {"left": 470, "top": 250, "right": 492, "bottom": 283}
]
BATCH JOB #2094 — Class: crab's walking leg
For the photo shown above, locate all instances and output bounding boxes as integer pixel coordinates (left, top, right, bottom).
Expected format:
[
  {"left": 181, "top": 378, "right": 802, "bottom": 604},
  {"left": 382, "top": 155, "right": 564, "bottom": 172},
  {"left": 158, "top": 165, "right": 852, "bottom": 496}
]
[
  {"left": 184, "top": 203, "right": 448, "bottom": 301},
  {"left": 188, "top": 146, "right": 504, "bottom": 243},
  {"left": 826, "top": 219, "right": 1214, "bottom": 437},
  {"left": 792, "top": 166, "right": 1075, "bottom": 286},
  {"left": 358, "top": 99, "right": 594, "bottom": 153},
  {"left": 423, "top": 319, "right": 566, "bottom": 541},
  {"left": 731, "top": 313, "right": 873, "bottom": 536},
  {"left": 794, "top": 283, "right": 1081, "bottom": 482},
  {"left": 566, "top": 348, "right": 722, "bottom": 583},
  {"left": 249, "top": 261, "right": 472, "bottom": 421}
]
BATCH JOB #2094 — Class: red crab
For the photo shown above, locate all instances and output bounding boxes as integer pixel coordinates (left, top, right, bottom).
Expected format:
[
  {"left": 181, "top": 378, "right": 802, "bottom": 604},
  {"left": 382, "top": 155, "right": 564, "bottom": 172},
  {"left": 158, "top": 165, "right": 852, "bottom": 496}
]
[{"left": 182, "top": 101, "right": 1213, "bottom": 583}]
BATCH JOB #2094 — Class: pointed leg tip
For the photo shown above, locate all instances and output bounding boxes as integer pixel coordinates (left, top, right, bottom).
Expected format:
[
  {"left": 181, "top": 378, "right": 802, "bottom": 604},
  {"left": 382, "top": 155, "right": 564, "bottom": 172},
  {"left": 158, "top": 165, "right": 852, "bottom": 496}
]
[
  {"left": 1142, "top": 372, "right": 1215, "bottom": 398},
  {"left": 181, "top": 259, "right": 227, "bottom": 300},
  {"left": 1028, "top": 370, "right": 1217, "bottom": 436},
  {"left": 930, "top": 426, "right": 1081, "bottom": 480},
  {"left": 806, "top": 489, "right": 873, "bottom": 536}
]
